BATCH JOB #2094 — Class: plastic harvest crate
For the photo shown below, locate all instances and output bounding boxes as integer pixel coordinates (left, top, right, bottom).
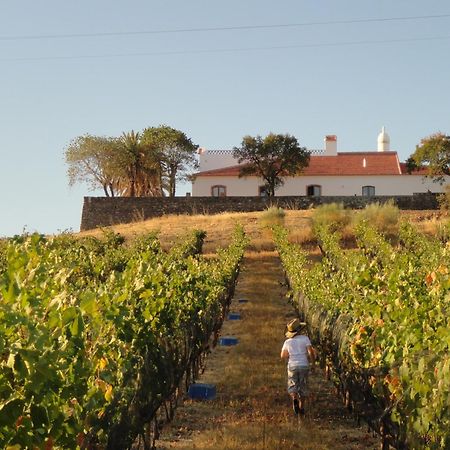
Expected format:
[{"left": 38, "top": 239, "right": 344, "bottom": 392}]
[
  {"left": 228, "top": 312, "right": 241, "bottom": 320},
  {"left": 218, "top": 336, "right": 239, "bottom": 346},
  {"left": 188, "top": 383, "right": 216, "bottom": 400}
]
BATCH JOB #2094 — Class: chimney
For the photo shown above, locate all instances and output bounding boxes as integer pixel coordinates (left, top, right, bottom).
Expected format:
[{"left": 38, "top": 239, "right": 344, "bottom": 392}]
[
  {"left": 324, "top": 135, "right": 337, "bottom": 156},
  {"left": 377, "top": 127, "right": 390, "bottom": 152}
]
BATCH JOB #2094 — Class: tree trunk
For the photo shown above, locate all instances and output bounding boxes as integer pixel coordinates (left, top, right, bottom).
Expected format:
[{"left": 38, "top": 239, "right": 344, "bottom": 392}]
[{"left": 169, "top": 167, "right": 176, "bottom": 197}]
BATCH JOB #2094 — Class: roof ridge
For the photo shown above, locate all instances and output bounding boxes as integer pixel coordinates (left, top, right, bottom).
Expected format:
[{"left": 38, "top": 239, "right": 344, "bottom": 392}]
[
  {"left": 194, "top": 151, "right": 409, "bottom": 177},
  {"left": 336, "top": 151, "right": 397, "bottom": 155}
]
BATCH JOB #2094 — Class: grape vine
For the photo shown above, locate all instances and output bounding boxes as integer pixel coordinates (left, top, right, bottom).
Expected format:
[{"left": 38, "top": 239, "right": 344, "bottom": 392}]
[
  {"left": 274, "top": 223, "right": 450, "bottom": 449},
  {"left": 0, "top": 227, "right": 247, "bottom": 449}
]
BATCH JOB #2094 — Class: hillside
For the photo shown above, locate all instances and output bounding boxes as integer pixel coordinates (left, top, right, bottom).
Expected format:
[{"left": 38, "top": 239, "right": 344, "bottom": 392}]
[{"left": 78, "top": 209, "right": 444, "bottom": 253}]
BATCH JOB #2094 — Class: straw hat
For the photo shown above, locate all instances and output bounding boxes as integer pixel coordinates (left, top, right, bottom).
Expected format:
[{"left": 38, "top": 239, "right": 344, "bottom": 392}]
[{"left": 285, "top": 318, "right": 307, "bottom": 338}]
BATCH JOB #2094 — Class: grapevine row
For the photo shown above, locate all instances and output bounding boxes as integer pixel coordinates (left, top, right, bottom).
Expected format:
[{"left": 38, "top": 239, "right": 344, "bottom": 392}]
[
  {"left": 0, "top": 227, "right": 247, "bottom": 449},
  {"left": 274, "top": 223, "right": 450, "bottom": 449}
]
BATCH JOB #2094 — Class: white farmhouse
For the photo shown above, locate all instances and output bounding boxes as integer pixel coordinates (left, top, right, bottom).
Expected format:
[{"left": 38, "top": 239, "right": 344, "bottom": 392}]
[{"left": 191, "top": 128, "right": 446, "bottom": 197}]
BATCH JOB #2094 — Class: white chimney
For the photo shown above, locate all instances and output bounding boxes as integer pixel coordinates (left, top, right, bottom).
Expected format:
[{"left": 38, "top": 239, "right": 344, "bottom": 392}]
[
  {"left": 324, "top": 135, "right": 337, "bottom": 156},
  {"left": 377, "top": 127, "right": 390, "bottom": 152}
]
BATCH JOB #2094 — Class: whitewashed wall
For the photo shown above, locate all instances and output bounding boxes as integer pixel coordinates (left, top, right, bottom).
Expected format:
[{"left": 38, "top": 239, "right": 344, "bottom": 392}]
[
  {"left": 192, "top": 176, "right": 258, "bottom": 196},
  {"left": 192, "top": 174, "right": 448, "bottom": 197},
  {"left": 198, "top": 151, "right": 238, "bottom": 171}
]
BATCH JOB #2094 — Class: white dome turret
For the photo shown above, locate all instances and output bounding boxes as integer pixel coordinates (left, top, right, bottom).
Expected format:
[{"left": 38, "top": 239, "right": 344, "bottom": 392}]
[{"left": 377, "top": 126, "right": 390, "bottom": 152}]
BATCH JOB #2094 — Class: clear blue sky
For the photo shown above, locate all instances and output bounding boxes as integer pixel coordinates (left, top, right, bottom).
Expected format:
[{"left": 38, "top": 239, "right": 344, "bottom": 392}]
[{"left": 1, "top": 0, "right": 449, "bottom": 236}]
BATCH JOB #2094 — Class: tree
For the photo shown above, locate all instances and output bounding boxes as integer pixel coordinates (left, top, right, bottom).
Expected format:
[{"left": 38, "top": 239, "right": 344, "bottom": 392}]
[
  {"left": 118, "top": 130, "right": 163, "bottom": 197},
  {"left": 232, "top": 133, "right": 310, "bottom": 197},
  {"left": 65, "top": 131, "right": 163, "bottom": 197},
  {"left": 65, "top": 135, "right": 125, "bottom": 197},
  {"left": 141, "top": 125, "right": 198, "bottom": 197},
  {"left": 409, "top": 132, "right": 450, "bottom": 183}
]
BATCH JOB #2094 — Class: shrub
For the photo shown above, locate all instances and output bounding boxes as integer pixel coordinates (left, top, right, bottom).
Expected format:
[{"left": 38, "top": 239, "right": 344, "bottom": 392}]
[
  {"left": 259, "top": 206, "right": 286, "bottom": 228},
  {"left": 0, "top": 238, "right": 7, "bottom": 274},
  {"left": 437, "top": 184, "right": 450, "bottom": 211},
  {"left": 311, "top": 202, "right": 350, "bottom": 232},
  {"left": 355, "top": 200, "right": 399, "bottom": 232},
  {"left": 435, "top": 219, "right": 450, "bottom": 243}
]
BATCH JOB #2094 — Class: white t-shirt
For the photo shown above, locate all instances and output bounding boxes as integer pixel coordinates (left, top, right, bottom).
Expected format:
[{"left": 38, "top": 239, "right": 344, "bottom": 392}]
[{"left": 281, "top": 335, "right": 312, "bottom": 370}]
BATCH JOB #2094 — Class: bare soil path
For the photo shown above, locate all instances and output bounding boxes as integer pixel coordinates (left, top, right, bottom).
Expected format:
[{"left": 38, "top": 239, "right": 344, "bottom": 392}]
[{"left": 156, "top": 251, "right": 379, "bottom": 450}]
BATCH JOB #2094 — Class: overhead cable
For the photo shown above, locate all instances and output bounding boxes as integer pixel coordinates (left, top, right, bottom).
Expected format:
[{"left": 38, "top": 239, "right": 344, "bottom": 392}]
[
  {"left": 2, "top": 34, "right": 449, "bottom": 62},
  {"left": 0, "top": 13, "right": 449, "bottom": 41}
]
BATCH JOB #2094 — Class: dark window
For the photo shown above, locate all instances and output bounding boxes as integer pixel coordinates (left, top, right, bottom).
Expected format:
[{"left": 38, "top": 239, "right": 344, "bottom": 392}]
[
  {"left": 306, "top": 185, "right": 321, "bottom": 196},
  {"left": 259, "top": 186, "right": 268, "bottom": 197},
  {"left": 362, "top": 186, "right": 375, "bottom": 197},
  {"left": 211, "top": 185, "right": 226, "bottom": 197}
]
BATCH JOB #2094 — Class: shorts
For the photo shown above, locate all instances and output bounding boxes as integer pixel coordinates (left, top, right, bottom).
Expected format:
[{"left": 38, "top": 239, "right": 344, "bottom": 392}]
[{"left": 287, "top": 366, "right": 309, "bottom": 396}]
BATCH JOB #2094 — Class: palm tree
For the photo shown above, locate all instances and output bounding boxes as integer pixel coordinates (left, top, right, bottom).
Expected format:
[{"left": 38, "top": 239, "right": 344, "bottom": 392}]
[{"left": 119, "top": 131, "right": 163, "bottom": 197}]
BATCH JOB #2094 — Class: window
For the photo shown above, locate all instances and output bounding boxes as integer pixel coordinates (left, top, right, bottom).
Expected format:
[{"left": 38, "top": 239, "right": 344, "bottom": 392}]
[
  {"left": 362, "top": 186, "right": 375, "bottom": 197},
  {"left": 258, "top": 186, "right": 268, "bottom": 197},
  {"left": 211, "top": 185, "right": 226, "bottom": 197},
  {"left": 306, "top": 185, "right": 321, "bottom": 196}
]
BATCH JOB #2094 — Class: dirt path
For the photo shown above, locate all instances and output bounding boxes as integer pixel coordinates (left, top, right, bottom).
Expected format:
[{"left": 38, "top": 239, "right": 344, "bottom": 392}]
[{"left": 156, "top": 251, "right": 379, "bottom": 450}]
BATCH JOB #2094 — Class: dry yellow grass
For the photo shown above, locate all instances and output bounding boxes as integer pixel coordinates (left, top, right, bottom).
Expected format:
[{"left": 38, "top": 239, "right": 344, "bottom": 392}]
[
  {"left": 78, "top": 209, "right": 446, "bottom": 253},
  {"left": 80, "top": 211, "right": 253, "bottom": 252},
  {"left": 79, "top": 210, "right": 316, "bottom": 253}
]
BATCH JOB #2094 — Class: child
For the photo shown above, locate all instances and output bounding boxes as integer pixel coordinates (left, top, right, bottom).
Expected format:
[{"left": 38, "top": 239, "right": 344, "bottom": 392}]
[{"left": 280, "top": 318, "right": 316, "bottom": 415}]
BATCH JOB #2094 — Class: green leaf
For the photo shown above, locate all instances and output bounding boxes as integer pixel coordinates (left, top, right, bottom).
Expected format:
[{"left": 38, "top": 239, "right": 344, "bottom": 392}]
[
  {"left": 0, "top": 398, "right": 24, "bottom": 426},
  {"left": 80, "top": 292, "right": 98, "bottom": 316},
  {"left": 7, "top": 353, "right": 15, "bottom": 369},
  {"left": 62, "top": 306, "right": 77, "bottom": 325},
  {"left": 70, "top": 314, "right": 84, "bottom": 337},
  {"left": 31, "top": 404, "right": 49, "bottom": 428}
]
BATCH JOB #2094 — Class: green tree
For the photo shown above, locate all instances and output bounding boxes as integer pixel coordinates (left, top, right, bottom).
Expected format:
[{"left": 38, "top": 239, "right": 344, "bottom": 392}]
[
  {"left": 65, "top": 131, "right": 163, "bottom": 197},
  {"left": 118, "top": 130, "right": 162, "bottom": 197},
  {"left": 65, "top": 135, "right": 125, "bottom": 197},
  {"left": 141, "top": 125, "right": 198, "bottom": 197},
  {"left": 409, "top": 132, "right": 450, "bottom": 183},
  {"left": 232, "top": 133, "right": 310, "bottom": 197}
]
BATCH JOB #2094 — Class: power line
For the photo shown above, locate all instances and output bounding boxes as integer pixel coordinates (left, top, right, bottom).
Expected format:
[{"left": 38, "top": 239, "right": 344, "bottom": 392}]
[
  {"left": 1, "top": 13, "right": 450, "bottom": 41},
  {"left": 2, "top": 34, "right": 449, "bottom": 62}
]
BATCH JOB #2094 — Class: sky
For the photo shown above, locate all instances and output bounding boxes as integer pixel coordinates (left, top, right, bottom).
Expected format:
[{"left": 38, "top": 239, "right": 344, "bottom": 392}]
[{"left": 1, "top": 0, "right": 449, "bottom": 237}]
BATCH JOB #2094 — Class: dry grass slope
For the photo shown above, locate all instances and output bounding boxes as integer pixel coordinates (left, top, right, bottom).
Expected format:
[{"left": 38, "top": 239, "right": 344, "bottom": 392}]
[{"left": 78, "top": 209, "right": 445, "bottom": 251}]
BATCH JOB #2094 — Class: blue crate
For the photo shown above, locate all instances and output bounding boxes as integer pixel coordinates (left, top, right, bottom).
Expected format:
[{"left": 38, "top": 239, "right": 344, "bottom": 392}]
[
  {"left": 188, "top": 383, "right": 216, "bottom": 400},
  {"left": 238, "top": 298, "right": 249, "bottom": 303},
  {"left": 228, "top": 312, "right": 241, "bottom": 320},
  {"left": 218, "top": 336, "right": 239, "bottom": 346}
]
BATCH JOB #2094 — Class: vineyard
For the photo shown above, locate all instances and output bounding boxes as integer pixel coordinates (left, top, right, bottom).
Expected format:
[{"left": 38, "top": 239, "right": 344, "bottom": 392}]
[
  {"left": 1, "top": 209, "right": 449, "bottom": 450},
  {"left": 0, "top": 227, "right": 247, "bottom": 449},
  {"left": 274, "top": 221, "right": 450, "bottom": 449}
]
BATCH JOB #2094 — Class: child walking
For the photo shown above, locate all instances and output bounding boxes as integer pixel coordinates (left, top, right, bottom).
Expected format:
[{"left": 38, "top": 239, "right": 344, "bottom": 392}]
[{"left": 280, "top": 318, "right": 316, "bottom": 415}]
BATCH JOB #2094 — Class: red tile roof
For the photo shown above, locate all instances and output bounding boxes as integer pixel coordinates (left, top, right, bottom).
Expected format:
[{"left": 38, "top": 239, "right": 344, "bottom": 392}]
[
  {"left": 399, "top": 162, "right": 429, "bottom": 175},
  {"left": 195, "top": 152, "right": 419, "bottom": 177},
  {"left": 305, "top": 152, "right": 402, "bottom": 175},
  {"left": 194, "top": 164, "right": 248, "bottom": 177}
]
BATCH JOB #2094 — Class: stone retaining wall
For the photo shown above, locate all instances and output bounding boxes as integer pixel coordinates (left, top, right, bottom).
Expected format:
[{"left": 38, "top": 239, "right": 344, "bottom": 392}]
[{"left": 80, "top": 194, "right": 439, "bottom": 231}]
